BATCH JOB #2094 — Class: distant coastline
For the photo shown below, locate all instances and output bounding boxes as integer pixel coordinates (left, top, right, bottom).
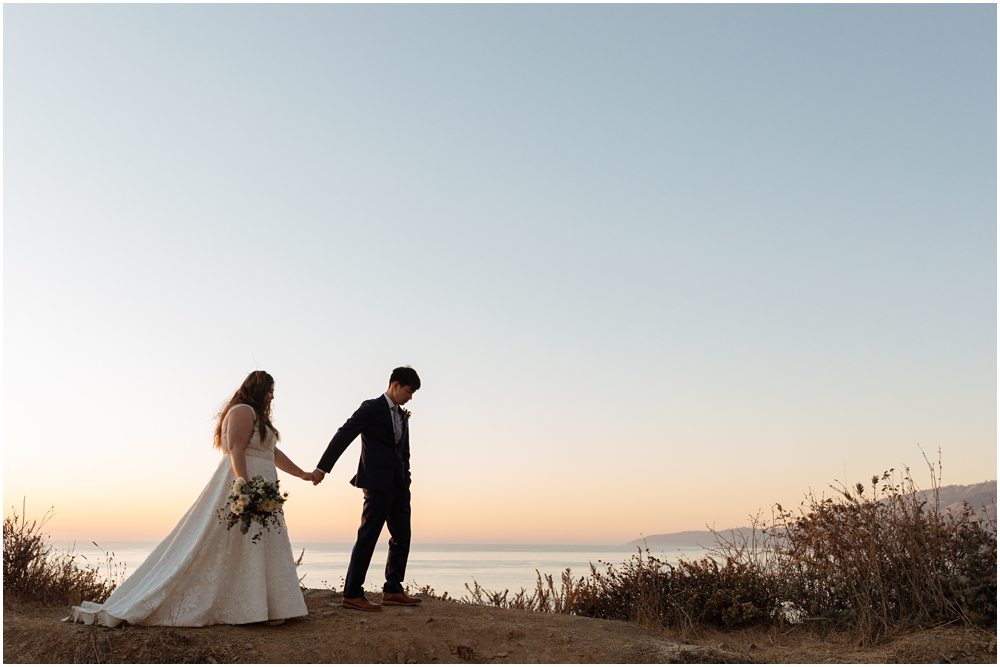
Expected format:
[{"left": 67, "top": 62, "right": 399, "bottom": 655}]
[
  {"left": 627, "top": 480, "right": 997, "bottom": 549},
  {"left": 625, "top": 529, "right": 746, "bottom": 549}
]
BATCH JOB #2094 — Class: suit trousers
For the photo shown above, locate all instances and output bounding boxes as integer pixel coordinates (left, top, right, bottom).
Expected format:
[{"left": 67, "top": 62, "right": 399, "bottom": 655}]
[{"left": 343, "top": 484, "right": 411, "bottom": 598}]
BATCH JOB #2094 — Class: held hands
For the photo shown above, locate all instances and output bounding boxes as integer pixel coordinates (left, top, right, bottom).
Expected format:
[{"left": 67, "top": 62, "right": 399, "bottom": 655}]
[{"left": 299, "top": 469, "right": 325, "bottom": 485}]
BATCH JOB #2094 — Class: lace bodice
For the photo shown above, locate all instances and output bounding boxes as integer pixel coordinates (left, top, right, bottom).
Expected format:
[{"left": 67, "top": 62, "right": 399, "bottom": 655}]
[{"left": 222, "top": 404, "right": 275, "bottom": 461}]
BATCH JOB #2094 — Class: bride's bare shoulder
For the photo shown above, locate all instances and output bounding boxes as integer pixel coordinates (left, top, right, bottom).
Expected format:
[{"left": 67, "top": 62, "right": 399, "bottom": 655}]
[{"left": 226, "top": 403, "right": 256, "bottom": 424}]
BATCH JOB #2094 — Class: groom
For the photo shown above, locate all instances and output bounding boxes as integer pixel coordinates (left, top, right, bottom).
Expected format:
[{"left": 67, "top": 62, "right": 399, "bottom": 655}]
[{"left": 312, "top": 366, "right": 422, "bottom": 612}]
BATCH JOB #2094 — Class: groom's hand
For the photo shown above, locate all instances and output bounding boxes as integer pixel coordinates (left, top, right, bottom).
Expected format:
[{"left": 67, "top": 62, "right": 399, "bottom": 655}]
[{"left": 311, "top": 469, "right": 326, "bottom": 486}]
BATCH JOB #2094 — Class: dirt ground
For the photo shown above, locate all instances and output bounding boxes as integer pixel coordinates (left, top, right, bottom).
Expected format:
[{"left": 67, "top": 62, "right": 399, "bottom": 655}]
[{"left": 4, "top": 589, "right": 996, "bottom": 664}]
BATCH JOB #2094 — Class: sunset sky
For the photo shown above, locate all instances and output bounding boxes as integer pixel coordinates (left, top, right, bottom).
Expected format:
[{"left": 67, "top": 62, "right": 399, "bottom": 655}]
[{"left": 4, "top": 4, "right": 996, "bottom": 544}]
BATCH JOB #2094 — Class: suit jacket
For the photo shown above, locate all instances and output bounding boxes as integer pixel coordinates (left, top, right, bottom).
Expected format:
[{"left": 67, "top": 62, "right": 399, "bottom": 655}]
[{"left": 317, "top": 395, "right": 410, "bottom": 492}]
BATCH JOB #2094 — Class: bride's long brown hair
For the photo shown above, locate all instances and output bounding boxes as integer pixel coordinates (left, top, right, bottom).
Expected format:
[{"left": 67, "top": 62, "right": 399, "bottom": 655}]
[{"left": 213, "top": 371, "right": 281, "bottom": 450}]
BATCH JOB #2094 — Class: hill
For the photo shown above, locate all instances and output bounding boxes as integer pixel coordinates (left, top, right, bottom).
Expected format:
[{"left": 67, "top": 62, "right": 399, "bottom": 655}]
[
  {"left": 625, "top": 529, "right": 751, "bottom": 550},
  {"left": 4, "top": 590, "right": 995, "bottom": 663},
  {"left": 920, "top": 480, "right": 996, "bottom": 520},
  {"left": 628, "top": 481, "right": 996, "bottom": 549},
  {"left": 0, "top": 591, "right": 722, "bottom": 663}
]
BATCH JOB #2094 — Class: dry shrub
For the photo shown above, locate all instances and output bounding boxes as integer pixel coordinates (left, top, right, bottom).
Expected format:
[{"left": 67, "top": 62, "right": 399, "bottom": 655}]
[
  {"left": 457, "top": 550, "right": 780, "bottom": 632},
  {"left": 3, "top": 501, "right": 124, "bottom": 608},
  {"left": 577, "top": 552, "right": 780, "bottom": 631},
  {"left": 771, "top": 455, "right": 996, "bottom": 640},
  {"left": 459, "top": 454, "right": 996, "bottom": 643}
]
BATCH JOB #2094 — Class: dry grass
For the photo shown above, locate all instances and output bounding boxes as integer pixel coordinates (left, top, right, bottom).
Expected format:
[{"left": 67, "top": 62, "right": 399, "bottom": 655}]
[
  {"left": 3, "top": 500, "right": 125, "bottom": 609},
  {"left": 452, "top": 551, "right": 784, "bottom": 633},
  {"left": 767, "top": 452, "right": 997, "bottom": 640},
  {"left": 453, "top": 454, "right": 997, "bottom": 646}
]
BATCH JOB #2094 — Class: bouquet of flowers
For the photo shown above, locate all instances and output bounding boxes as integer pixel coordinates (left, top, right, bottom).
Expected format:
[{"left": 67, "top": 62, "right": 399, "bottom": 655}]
[{"left": 217, "top": 475, "right": 288, "bottom": 543}]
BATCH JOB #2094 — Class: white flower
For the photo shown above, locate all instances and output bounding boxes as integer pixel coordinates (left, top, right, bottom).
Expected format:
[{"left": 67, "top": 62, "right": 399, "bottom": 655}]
[
  {"left": 233, "top": 477, "right": 247, "bottom": 494},
  {"left": 238, "top": 494, "right": 250, "bottom": 506},
  {"left": 231, "top": 502, "right": 243, "bottom": 515}
]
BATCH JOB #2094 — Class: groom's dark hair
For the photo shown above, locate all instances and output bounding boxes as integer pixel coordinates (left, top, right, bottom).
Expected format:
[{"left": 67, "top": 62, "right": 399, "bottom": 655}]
[{"left": 390, "top": 366, "right": 421, "bottom": 391}]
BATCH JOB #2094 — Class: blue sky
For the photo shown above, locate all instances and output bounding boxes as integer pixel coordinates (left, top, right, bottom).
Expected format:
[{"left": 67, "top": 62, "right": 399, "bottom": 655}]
[{"left": 4, "top": 4, "right": 996, "bottom": 542}]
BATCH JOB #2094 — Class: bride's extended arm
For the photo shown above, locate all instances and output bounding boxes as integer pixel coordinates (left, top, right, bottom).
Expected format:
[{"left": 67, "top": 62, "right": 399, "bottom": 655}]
[
  {"left": 226, "top": 405, "right": 254, "bottom": 481},
  {"left": 274, "top": 447, "right": 313, "bottom": 482}
]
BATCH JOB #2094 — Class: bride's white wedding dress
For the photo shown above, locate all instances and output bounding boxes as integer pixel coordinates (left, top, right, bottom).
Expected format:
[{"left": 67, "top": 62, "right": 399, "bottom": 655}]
[{"left": 66, "top": 404, "right": 309, "bottom": 627}]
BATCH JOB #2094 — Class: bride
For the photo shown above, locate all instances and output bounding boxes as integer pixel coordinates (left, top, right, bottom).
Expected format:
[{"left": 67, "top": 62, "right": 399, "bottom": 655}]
[{"left": 67, "top": 371, "right": 315, "bottom": 627}]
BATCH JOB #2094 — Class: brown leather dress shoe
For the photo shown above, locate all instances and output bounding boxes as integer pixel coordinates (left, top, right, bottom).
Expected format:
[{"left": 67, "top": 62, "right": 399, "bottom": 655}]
[
  {"left": 342, "top": 596, "right": 382, "bottom": 612},
  {"left": 381, "top": 592, "right": 423, "bottom": 606}
]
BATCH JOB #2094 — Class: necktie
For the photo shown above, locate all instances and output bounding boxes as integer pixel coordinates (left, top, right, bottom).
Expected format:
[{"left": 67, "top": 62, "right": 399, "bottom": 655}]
[{"left": 392, "top": 406, "right": 402, "bottom": 444}]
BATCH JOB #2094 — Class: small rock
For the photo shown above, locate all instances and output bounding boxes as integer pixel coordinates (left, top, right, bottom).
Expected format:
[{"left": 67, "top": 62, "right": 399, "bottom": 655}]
[
  {"left": 206, "top": 658, "right": 217, "bottom": 664},
  {"left": 547, "top": 632, "right": 553, "bottom": 638},
  {"left": 494, "top": 652, "right": 508, "bottom": 658},
  {"left": 425, "top": 616, "right": 434, "bottom": 623},
  {"left": 397, "top": 652, "right": 406, "bottom": 663}
]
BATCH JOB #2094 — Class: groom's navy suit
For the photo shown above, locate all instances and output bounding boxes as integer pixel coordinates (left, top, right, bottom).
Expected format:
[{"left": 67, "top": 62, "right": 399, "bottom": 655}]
[{"left": 317, "top": 394, "right": 411, "bottom": 598}]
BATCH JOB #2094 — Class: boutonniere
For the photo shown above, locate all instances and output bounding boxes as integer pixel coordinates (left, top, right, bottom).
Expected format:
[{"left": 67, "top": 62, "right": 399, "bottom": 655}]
[{"left": 401, "top": 408, "right": 411, "bottom": 422}]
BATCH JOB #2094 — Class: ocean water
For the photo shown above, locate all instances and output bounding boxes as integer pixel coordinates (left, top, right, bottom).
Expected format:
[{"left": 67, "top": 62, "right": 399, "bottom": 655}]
[{"left": 65, "top": 540, "right": 712, "bottom": 598}]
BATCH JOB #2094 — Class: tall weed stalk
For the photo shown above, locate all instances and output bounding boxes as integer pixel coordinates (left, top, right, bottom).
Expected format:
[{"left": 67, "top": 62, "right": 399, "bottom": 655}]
[{"left": 3, "top": 501, "right": 124, "bottom": 608}]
